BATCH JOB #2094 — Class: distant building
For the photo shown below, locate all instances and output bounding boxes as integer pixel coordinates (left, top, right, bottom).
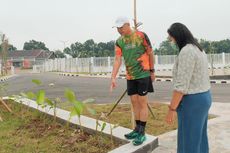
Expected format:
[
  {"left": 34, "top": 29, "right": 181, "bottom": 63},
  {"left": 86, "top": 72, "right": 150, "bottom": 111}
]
[{"left": 2, "top": 49, "right": 55, "bottom": 68}]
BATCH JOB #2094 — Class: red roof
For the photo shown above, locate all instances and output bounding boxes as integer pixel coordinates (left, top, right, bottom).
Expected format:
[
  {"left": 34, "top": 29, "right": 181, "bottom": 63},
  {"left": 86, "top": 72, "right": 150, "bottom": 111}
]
[{"left": 6, "top": 50, "right": 54, "bottom": 59}]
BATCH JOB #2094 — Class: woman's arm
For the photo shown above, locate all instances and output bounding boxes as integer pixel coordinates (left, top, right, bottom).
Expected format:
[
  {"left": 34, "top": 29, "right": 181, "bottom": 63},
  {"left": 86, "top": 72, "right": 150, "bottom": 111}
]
[
  {"left": 169, "top": 90, "right": 184, "bottom": 110},
  {"left": 166, "top": 46, "right": 196, "bottom": 124},
  {"left": 165, "top": 90, "right": 184, "bottom": 124}
]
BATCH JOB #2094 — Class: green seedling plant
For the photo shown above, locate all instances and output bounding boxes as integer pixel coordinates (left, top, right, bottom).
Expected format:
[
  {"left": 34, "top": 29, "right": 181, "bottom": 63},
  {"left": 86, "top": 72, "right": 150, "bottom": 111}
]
[
  {"left": 96, "top": 111, "right": 119, "bottom": 145},
  {"left": 20, "top": 80, "right": 45, "bottom": 110},
  {"left": 31, "top": 80, "right": 58, "bottom": 124},
  {"left": 20, "top": 80, "right": 57, "bottom": 125},
  {"left": 95, "top": 112, "right": 109, "bottom": 146},
  {"left": 94, "top": 111, "right": 120, "bottom": 147},
  {"left": 19, "top": 91, "right": 36, "bottom": 117},
  {"left": 101, "top": 122, "right": 107, "bottom": 133},
  {"left": 30, "top": 80, "right": 56, "bottom": 112},
  {"left": 95, "top": 120, "right": 107, "bottom": 146},
  {"left": 110, "top": 123, "right": 119, "bottom": 146},
  {"left": 96, "top": 118, "right": 100, "bottom": 132},
  {"left": 95, "top": 112, "right": 106, "bottom": 132},
  {"left": 65, "top": 88, "right": 96, "bottom": 132}
]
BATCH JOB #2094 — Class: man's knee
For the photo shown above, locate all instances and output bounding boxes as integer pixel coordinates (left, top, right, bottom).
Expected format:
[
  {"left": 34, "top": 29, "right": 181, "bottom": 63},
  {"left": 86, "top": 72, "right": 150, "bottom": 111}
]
[
  {"left": 130, "top": 95, "right": 139, "bottom": 103},
  {"left": 137, "top": 96, "right": 148, "bottom": 108}
]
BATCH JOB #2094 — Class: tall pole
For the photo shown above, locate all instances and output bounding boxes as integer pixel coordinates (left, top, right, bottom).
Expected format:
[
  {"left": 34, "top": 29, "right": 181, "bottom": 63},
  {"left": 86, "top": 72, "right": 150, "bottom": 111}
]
[
  {"left": 1, "top": 35, "right": 3, "bottom": 75},
  {"left": 134, "top": 0, "right": 137, "bottom": 30},
  {"left": 60, "top": 40, "right": 68, "bottom": 52},
  {"left": 0, "top": 34, "right": 8, "bottom": 76},
  {"left": 3, "top": 38, "right": 8, "bottom": 75},
  {"left": 130, "top": 0, "right": 137, "bottom": 129}
]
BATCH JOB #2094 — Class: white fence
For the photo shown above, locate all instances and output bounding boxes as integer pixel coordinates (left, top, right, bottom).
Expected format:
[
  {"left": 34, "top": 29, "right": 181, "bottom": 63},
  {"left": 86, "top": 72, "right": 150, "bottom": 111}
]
[{"left": 34, "top": 52, "right": 230, "bottom": 73}]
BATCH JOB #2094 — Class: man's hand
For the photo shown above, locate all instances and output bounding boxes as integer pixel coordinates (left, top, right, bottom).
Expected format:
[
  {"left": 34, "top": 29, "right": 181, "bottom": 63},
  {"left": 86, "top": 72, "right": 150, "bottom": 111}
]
[
  {"left": 150, "top": 72, "right": 155, "bottom": 82},
  {"left": 110, "top": 78, "right": 116, "bottom": 92}
]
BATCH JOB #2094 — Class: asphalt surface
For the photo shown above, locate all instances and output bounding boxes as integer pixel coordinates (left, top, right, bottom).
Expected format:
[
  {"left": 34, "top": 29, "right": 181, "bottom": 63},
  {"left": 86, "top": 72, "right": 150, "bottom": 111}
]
[{"left": 3, "top": 73, "right": 230, "bottom": 104}]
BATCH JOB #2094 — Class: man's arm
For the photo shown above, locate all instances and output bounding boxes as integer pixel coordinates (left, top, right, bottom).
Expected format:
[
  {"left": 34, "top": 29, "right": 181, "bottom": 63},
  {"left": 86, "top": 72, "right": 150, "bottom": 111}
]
[
  {"left": 110, "top": 44, "right": 122, "bottom": 92},
  {"left": 111, "top": 55, "right": 122, "bottom": 79},
  {"left": 148, "top": 49, "right": 155, "bottom": 81},
  {"left": 148, "top": 49, "right": 154, "bottom": 69},
  {"left": 110, "top": 55, "right": 122, "bottom": 91},
  {"left": 142, "top": 32, "right": 155, "bottom": 81}
]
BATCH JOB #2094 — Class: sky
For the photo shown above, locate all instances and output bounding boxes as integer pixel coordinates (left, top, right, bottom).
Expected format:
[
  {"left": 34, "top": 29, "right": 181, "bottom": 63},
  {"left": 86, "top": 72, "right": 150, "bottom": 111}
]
[{"left": 0, "top": 0, "right": 230, "bottom": 51}]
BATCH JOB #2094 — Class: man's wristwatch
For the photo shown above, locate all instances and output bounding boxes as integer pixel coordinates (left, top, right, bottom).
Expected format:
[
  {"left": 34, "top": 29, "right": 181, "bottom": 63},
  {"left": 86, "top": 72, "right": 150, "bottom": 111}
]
[{"left": 150, "top": 68, "right": 155, "bottom": 73}]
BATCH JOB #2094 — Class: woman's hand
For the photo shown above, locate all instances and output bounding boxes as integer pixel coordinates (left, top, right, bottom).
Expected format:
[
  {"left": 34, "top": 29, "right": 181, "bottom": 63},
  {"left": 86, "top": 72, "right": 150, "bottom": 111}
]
[{"left": 166, "top": 110, "right": 176, "bottom": 124}]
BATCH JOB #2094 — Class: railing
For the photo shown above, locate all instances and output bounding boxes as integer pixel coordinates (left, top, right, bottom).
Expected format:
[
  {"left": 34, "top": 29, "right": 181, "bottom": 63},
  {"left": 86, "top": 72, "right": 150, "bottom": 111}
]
[{"left": 33, "top": 52, "right": 230, "bottom": 73}]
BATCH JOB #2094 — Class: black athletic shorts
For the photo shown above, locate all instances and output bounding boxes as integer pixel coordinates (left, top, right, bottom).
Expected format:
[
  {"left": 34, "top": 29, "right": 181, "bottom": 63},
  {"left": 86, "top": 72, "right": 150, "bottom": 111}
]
[{"left": 127, "top": 76, "right": 154, "bottom": 96}]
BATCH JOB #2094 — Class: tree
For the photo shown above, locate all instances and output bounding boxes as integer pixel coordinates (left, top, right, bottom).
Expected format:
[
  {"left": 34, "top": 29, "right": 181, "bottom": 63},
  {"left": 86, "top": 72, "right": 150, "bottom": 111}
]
[
  {"left": 212, "top": 39, "right": 230, "bottom": 53},
  {"left": 199, "top": 39, "right": 212, "bottom": 53},
  {"left": 23, "top": 40, "right": 49, "bottom": 51},
  {"left": 64, "top": 39, "right": 115, "bottom": 58},
  {"left": 54, "top": 50, "right": 66, "bottom": 58},
  {"left": 8, "top": 44, "right": 17, "bottom": 51},
  {"left": 63, "top": 42, "right": 84, "bottom": 58},
  {"left": 105, "top": 41, "right": 115, "bottom": 52},
  {"left": 83, "top": 39, "right": 98, "bottom": 57},
  {"left": 156, "top": 40, "right": 179, "bottom": 55},
  {"left": 83, "top": 39, "right": 95, "bottom": 51},
  {"left": 0, "top": 44, "right": 17, "bottom": 52}
]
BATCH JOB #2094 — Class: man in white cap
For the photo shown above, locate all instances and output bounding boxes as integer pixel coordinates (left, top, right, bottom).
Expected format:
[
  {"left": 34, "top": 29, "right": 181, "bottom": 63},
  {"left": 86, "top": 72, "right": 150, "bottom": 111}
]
[{"left": 110, "top": 16, "right": 155, "bottom": 146}]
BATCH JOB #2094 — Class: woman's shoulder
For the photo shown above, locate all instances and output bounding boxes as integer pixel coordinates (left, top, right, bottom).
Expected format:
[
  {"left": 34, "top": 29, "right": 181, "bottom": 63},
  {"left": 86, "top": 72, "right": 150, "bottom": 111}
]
[
  {"left": 181, "top": 44, "right": 197, "bottom": 51},
  {"left": 179, "top": 44, "right": 197, "bottom": 56},
  {"left": 181, "top": 43, "right": 205, "bottom": 56}
]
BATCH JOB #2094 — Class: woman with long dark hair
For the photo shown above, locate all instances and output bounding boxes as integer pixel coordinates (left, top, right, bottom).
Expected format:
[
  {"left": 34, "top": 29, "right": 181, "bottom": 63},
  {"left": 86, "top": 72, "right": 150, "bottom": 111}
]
[{"left": 166, "top": 23, "right": 212, "bottom": 153}]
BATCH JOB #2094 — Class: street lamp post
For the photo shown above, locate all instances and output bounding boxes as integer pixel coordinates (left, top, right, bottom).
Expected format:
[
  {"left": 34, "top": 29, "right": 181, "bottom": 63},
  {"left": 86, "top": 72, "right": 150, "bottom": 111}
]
[{"left": 60, "top": 40, "right": 68, "bottom": 52}]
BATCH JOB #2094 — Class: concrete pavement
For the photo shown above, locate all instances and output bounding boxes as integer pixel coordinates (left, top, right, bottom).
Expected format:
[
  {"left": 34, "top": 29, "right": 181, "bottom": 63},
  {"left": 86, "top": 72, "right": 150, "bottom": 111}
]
[
  {"left": 4, "top": 72, "right": 230, "bottom": 103},
  {"left": 152, "top": 102, "right": 230, "bottom": 153}
]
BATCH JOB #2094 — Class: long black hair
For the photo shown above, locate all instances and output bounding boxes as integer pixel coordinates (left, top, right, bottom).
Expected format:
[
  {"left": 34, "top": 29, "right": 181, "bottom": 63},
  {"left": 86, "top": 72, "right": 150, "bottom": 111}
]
[{"left": 167, "top": 23, "right": 203, "bottom": 51}]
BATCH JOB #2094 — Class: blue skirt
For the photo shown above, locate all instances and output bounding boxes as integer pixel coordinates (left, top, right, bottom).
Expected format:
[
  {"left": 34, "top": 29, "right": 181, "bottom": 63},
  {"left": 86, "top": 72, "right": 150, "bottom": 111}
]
[{"left": 177, "top": 90, "right": 212, "bottom": 153}]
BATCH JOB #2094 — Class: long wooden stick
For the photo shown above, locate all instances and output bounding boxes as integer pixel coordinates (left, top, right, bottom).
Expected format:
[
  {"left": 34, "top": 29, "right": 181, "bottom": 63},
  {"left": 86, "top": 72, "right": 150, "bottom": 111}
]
[
  {"left": 147, "top": 103, "right": 156, "bottom": 119},
  {"left": 107, "top": 90, "right": 127, "bottom": 117},
  {"left": 0, "top": 98, "right": 12, "bottom": 113},
  {"left": 0, "top": 115, "right": 2, "bottom": 121}
]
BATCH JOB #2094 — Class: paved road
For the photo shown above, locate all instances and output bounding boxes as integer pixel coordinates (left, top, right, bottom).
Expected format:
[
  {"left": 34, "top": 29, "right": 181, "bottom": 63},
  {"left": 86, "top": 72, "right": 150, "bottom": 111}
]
[{"left": 3, "top": 73, "right": 230, "bottom": 103}]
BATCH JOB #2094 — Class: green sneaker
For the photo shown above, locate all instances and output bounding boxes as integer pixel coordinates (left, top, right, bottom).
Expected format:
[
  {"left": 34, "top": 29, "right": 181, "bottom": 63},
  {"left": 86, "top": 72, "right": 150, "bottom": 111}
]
[
  {"left": 132, "top": 133, "right": 146, "bottom": 146},
  {"left": 124, "top": 130, "right": 139, "bottom": 139}
]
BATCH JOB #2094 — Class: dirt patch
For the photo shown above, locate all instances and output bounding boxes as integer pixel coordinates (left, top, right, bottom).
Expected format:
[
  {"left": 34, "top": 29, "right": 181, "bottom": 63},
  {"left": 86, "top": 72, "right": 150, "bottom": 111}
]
[{"left": 0, "top": 100, "right": 124, "bottom": 153}]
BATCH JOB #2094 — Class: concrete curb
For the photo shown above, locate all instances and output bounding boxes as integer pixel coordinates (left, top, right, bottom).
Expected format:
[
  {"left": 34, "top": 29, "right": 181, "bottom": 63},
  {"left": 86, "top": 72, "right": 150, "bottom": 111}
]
[
  {"left": 154, "top": 79, "right": 230, "bottom": 84},
  {"left": 209, "top": 80, "right": 230, "bottom": 84},
  {"left": 0, "top": 75, "right": 17, "bottom": 82},
  {"left": 58, "top": 72, "right": 112, "bottom": 79},
  {"left": 58, "top": 73, "right": 230, "bottom": 84},
  {"left": 4, "top": 96, "right": 158, "bottom": 153},
  {"left": 59, "top": 73, "right": 79, "bottom": 77},
  {"left": 120, "top": 77, "right": 230, "bottom": 84}
]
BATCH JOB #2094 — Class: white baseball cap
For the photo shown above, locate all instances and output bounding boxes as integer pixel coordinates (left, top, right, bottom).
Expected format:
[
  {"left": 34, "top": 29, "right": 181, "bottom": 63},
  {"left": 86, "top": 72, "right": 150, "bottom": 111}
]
[{"left": 113, "top": 16, "right": 130, "bottom": 28}]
